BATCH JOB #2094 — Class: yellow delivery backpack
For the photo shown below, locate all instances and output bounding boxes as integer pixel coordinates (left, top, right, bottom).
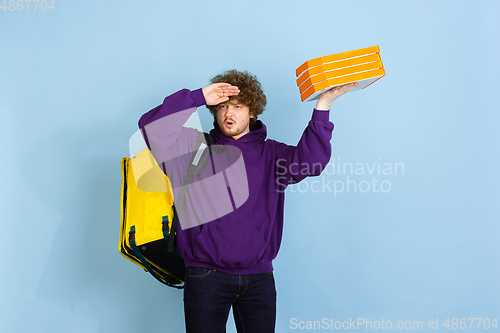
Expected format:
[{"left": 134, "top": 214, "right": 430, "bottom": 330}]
[
  {"left": 119, "top": 132, "right": 220, "bottom": 288},
  {"left": 119, "top": 148, "right": 186, "bottom": 288}
]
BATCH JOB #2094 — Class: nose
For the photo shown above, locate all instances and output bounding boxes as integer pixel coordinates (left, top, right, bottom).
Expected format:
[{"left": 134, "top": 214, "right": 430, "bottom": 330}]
[{"left": 226, "top": 105, "right": 236, "bottom": 116}]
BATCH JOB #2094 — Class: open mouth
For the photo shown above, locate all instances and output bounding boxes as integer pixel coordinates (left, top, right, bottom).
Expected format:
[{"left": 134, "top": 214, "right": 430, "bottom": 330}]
[{"left": 225, "top": 120, "right": 235, "bottom": 128}]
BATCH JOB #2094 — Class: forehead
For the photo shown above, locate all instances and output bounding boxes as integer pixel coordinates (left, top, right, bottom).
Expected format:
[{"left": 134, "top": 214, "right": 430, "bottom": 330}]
[{"left": 219, "top": 98, "right": 245, "bottom": 106}]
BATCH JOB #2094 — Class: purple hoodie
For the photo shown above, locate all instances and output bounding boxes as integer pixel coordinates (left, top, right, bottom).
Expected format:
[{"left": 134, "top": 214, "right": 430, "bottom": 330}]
[{"left": 138, "top": 88, "right": 333, "bottom": 274}]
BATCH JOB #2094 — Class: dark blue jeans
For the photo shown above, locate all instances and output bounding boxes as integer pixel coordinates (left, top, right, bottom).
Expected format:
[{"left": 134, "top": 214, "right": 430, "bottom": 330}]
[{"left": 183, "top": 267, "right": 276, "bottom": 333}]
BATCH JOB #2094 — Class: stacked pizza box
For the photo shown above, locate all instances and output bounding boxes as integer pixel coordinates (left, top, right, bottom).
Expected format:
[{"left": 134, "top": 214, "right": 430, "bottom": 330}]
[{"left": 296, "top": 45, "right": 385, "bottom": 102}]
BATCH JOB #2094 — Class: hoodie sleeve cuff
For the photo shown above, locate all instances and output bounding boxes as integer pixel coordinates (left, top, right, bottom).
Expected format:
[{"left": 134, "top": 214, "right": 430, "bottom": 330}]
[
  {"left": 191, "top": 88, "right": 207, "bottom": 107},
  {"left": 311, "top": 109, "right": 330, "bottom": 122}
]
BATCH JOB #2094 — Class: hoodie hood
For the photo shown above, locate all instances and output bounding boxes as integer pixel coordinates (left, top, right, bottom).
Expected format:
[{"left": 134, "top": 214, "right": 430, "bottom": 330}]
[{"left": 210, "top": 119, "right": 267, "bottom": 145}]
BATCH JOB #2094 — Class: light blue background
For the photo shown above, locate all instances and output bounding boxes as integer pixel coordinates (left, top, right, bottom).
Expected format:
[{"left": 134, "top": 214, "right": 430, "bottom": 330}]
[{"left": 1, "top": 0, "right": 499, "bottom": 332}]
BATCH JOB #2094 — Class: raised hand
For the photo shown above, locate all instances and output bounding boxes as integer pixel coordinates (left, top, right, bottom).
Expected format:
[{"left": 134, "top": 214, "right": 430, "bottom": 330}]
[
  {"left": 315, "top": 82, "right": 360, "bottom": 110},
  {"left": 202, "top": 83, "right": 240, "bottom": 106}
]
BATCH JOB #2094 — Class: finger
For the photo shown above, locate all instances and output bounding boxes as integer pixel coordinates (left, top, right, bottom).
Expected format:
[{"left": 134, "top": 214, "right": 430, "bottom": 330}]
[
  {"left": 214, "top": 83, "right": 234, "bottom": 88},
  {"left": 221, "top": 87, "right": 240, "bottom": 96},
  {"left": 338, "top": 82, "right": 359, "bottom": 93},
  {"left": 215, "top": 83, "right": 240, "bottom": 91},
  {"left": 214, "top": 86, "right": 238, "bottom": 95}
]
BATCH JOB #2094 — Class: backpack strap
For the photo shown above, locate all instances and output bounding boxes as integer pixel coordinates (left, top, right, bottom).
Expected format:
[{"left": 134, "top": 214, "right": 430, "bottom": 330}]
[
  {"left": 166, "top": 132, "right": 223, "bottom": 252},
  {"left": 161, "top": 216, "right": 183, "bottom": 264}
]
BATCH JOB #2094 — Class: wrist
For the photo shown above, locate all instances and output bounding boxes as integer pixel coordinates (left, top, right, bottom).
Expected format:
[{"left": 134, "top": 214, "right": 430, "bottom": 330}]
[
  {"left": 192, "top": 88, "right": 207, "bottom": 107},
  {"left": 315, "top": 100, "right": 331, "bottom": 111}
]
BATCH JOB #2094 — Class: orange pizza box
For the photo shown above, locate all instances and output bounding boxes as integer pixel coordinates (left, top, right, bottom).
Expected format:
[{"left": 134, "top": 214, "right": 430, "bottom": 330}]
[
  {"left": 296, "top": 53, "right": 380, "bottom": 87},
  {"left": 298, "top": 60, "right": 384, "bottom": 94},
  {"left": 300, "top": 67, "right": 385, "bottom": 102},
  {"left": 296, "top": 45, "right": 380, "bottom": 77}
]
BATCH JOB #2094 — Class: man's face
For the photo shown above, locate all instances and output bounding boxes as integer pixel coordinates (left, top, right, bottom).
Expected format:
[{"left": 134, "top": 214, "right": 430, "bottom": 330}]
[{"left": 216, "top": 100, "right": 254, "bottom": 139}]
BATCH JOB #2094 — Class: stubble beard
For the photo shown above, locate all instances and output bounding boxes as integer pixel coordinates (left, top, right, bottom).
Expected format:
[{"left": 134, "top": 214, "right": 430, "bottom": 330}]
[{"left": 218, "top": 118, "right": 250, "bottom": 138}]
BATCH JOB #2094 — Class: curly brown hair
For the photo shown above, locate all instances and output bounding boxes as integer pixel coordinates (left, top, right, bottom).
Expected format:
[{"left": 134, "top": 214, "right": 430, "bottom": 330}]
[{"left": 206, "top": 69, "right": 266, "bottom": 125}]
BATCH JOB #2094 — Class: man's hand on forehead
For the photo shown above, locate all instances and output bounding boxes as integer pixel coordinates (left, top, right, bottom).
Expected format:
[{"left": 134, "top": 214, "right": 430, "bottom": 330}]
[{"left": 203, "top": 83, "right": 240, "bottom": 106}]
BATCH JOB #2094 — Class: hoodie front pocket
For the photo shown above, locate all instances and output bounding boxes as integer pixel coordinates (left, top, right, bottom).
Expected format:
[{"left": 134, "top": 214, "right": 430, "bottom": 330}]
[{"left": 192, "top": 222, "right": 267, "bottom": 268}]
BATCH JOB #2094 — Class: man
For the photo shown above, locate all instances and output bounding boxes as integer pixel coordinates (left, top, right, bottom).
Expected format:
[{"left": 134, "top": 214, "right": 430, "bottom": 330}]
[{"left": 138, "top": 70, "right": 358, "bottom": 333}]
